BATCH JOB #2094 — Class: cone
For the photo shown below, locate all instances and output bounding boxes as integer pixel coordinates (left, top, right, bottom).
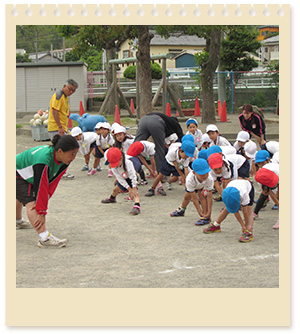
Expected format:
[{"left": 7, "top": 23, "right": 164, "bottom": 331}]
[
  {"left": 194, "top": 97, "right": 201, "bottom": 116},
  {"left": 130, "top": 98, "right": 135, "bottom": 114},
  {"left": 114, "top": 105, "right": 121, "bottom": 125},
  {"left": 175, "top": 98, "right": 181, "bottom": 117},
  {"left": 166, "top": 102, "right": 171, "bottom": 117},
  {"left": 218, "top": 100, "right": 222, "bottom": 117},
  {"left": 220, "top": 101, "right": 227, "bottom": 122},
  {"left": 79, "top": 101, "right": 85, "bottom": 116}
]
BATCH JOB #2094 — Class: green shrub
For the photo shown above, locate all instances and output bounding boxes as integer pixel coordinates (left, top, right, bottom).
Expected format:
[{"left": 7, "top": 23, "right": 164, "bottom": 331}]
[{"left": 123, "top": 63, "right": 162, "bottom": 80}]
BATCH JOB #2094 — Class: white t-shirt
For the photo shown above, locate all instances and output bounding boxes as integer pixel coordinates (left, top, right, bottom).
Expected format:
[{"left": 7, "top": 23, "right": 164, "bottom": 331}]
[
  {"left": 140, "top": 141, "right": 156, "bottom": 157},
  {"left": 209, "top": 158, "right": 232, "bottom": 181},
  {"left": 166, "top": 143, "right": 191, "bottom": 168},
  {"left": 186, "top": 128, "right": 203, "bottom": 149},
  {"left": 221, "top": 146, "right": 236, "bottom": 157},
  {"left": 266, "top": 141, "right": 279, "bottom": 155},
  {"left": 226, "top": 179, "right": 253, "bottom": 207},
  {"left": 96, "top": 133, "right": 114, "bottom": 150},
  {"left": 210, "top": 135, "right": 231, "bottom": 147},
  {"left": 78, "top": 132, "right": 98, "bottom": 155},
  {"left": 271, "top": 151, "right": 279, "bottom": 164},
  {"left": 226, "top": 154, "right": 247, "bottom": 179},
  {"left": 121, "top": 137, "right": 135, "bottom": 154},
  {"left": 262, "top": 162, "right": 279, "bottom": 177},
  {"left": 112, "top": 157, "right": 137, "bottom": 189},
  {"left": 185, "top": 171, "right": 214, "bottom": 193}
]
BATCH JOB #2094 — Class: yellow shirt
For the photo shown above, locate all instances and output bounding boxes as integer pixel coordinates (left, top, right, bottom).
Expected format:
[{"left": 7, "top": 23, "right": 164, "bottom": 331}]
[{"left": 48, "top": 90, "right": 70, "bottom": 132}]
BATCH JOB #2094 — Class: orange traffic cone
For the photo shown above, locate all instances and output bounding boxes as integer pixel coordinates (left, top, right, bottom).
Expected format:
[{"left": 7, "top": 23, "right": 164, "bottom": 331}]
[
  {"left": 220, "top": 101, "right": 227, "bottom": 122},
  {"left": 218, "top": 100, "right": 222, "bottom": 117},
  {"left": 166, "top": 102, "right": 171, "bottom": 117},
  {"left": 130, "top": 98, "right": 135, "bottom": 114},
  {"left": 114, "top": 105, "right": 121, "bottom": 125},
  {"left": 194, "top": 97, "right": 201, "bottom": 116},
  {"left": 79, "top": 101, "right": 85, "bottom": 116}
]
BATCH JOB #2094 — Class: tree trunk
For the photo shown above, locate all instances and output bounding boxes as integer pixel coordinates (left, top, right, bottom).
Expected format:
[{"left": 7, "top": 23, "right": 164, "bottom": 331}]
[
  {"left": 105, "top": 47, "right": 117, "bottom": 115},
  {"left": 136, "top": 26, "right": 153, "bottom": 117},
  {"left": 201, "top": 30, "right": 222, "bottom": 123}
]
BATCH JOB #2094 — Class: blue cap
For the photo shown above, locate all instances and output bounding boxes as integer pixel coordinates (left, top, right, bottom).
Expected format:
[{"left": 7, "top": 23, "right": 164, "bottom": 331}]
[
  {"left": 186, "top": 118, "right": 198, "bottom": 127},
  {"left": 255, "top": 150, "right": 270, "bottom": 163},
  {"left": 181, "top": 134, "right": 194, "bottom": 143},
  {"left": 198, "top": 149, "right": 208, "bottom": 160},
  {"left": 206, "top": 145, "right": 222, "bottom": 158},
  {"left": 192, "top": 158, "right": 211, "bottom": 175},
  {"left": 222, "top": 187, "right": 240, "bottom": 213},
  {"left": 181, "top": 141, "right": 195, "bottom": 157}
]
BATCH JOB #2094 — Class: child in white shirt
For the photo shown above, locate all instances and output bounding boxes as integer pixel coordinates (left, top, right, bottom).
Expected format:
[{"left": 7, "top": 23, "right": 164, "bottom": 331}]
[
  {"left": 206, "top": 124, "right": 231, "bottom": 147},
  {"left": 186, "top": 118, "right": 203, "bottom": 150}
]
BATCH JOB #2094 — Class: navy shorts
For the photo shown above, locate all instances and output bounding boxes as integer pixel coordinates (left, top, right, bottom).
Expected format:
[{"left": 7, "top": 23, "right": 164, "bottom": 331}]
[
  {"left": 246, "top": 183, "right": 255, "bottom": 206},
  {"left": 237, "top": 159, "right": 250, "bottom": 178},
  {"left": 158, "top": 158, "right": 180, "bottom": 177},
  {"left": 16, "top": 172, "right": 35, "bottom": 205},
  {"left": 94, "top": 145, "right": 108, "bottom": 159},
  {"left": 129, "top": 156, "right": 142, "bottom": 172},
  {"left": 116, "top": 178, "right": 132, "bottom": 192}
]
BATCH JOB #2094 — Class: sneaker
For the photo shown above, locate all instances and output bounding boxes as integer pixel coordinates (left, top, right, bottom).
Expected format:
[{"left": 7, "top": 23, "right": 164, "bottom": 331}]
[
  {"left": 203, "top": 223, "right": 221, "bottom": 234},
  {"left": 16, "top": 219, "right": 32, "bottom": 230},
  {"left": 167, "top": 182, "right": 173, "bottom": 190},
  {"left": 195, "top": 217, "right": 211, "bottom": 226},
  {"left": 130, "top": 205, "right": 140, "bottom": 215},
  {"left": 170, "top": 208, "right": 185, "bottom": 217},
  {"left": 213, "top": 195, "right": 222, "bottom": 202},
  {"left": 157, "top": 187, "right": 167, "bottom": 196},
  {"left": 101, "top": 197, "right": 117, "bottom": 204},
  {"left": 87, "top": 169, "right": 97, "bottom": 176},
  {"left": 62, "top": 172, "right": 74, "bottom": 180},
  {"left": 37, "top": 234, "right": 68, "bottom": 248},
  {"left": 81, "top": 165, "right": 89, "bottom": 171},
  {"left": 273, "top": 219, "right": 279, "bottom": 229},
  {"left": 124, "top": 196, "right": 132, "bottom": 201},
  {"left": 140, "top": 180, "right": 148, "bottom": 186},
  {"left": 145, "top": 188, "right": 155, "bottom": 197},
  {"left": 239, "top": 230, "right": 254, "bottom": 243},
  {"left": 272, "top": 205, "right": 278, "bottom": 210},
  {"left": 96, "top": 166, "right": 102, "bottom": 172},
  {"left": 252, "top": 212, "right": 259, "bottom": 220},
  {"left": 108, "top": 169, "right": 113, "bottom": 178}
]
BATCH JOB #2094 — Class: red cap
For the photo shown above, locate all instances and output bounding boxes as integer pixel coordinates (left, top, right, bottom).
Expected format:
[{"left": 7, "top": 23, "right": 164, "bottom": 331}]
[
  {"left": 208, "top": 153, "right": 223, "bottom": 169},
  {"left": 127, "top": 142, "right": 144, "bottom": 157},
  {"left": 255, "top": 168, "right": 279, "bottom": 188},
  {"left": 106, "top": 147, "right": 122, "bottom": 168}
]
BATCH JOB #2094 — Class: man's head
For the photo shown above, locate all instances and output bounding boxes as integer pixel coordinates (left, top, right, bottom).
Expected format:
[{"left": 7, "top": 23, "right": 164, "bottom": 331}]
[{"left": 63, "top": 79, "right": 78, "bottom": 96}]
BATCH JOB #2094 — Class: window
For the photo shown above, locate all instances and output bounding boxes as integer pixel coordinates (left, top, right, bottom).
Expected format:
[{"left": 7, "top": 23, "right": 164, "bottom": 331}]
[
  {"left": 123, "top": 50, "right": 129, "bottom": 58},
  {"left": 265, "top": 47, "right": 268, "bottom": 53}
]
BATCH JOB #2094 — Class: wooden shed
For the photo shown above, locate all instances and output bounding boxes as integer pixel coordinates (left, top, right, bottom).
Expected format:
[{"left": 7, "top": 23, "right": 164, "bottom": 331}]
[{"left": 16, "top": 61, "right": 88, "bottom": 115}]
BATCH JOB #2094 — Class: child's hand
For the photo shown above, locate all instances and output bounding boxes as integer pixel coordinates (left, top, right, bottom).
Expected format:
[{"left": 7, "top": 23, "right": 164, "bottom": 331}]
[{"left": 179, "top": 174, "right": 186, "bottom": 185}]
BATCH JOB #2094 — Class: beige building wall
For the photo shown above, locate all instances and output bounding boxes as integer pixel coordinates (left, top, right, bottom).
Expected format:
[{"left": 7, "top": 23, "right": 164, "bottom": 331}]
[{"left": 118, "top": 40, "right": 204, "bottom": 73}]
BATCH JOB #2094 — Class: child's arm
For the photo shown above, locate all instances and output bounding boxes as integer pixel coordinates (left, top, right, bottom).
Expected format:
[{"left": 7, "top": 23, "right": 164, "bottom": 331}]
[
  {"left": 138, "top": 155, "right": 157, "bottom": 178},
  {"left": 268, "top": 188, "right": 279, "bottom": 207},
  {"left": 191, "top": 191, "right": 204, "bottom": 217},
  {"left": 214, "top": 180, "right": 223, "bottom": 197},
  {"left": 173, "top": 161, "right": 185, "bottom": 183},
  {"left": 233, "top": 210, "right": 247, "bottom": 231},
  {"left": 222, "top": 178, "right": 232, "bottom": 189},
  {"left": 97, "top": 145, "right": 105, "bottom": 156},
  {"left": 204, "top": 191, "right": 213, "bottom": 218}
]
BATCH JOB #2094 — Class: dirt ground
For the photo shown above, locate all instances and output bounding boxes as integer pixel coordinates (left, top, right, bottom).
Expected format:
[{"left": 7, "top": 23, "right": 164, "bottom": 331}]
[{"left": 16, "top": 133, "right": 279, "bottom": 288}]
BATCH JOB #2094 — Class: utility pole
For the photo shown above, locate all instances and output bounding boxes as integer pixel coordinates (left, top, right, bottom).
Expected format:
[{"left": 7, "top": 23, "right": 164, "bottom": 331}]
[
  {"left": 63, "top": 37, "right": 66, "bottom": 62},
  {"left": 35, "top": 29, "right": 38, "bottom": 63},
  {"left": 51, "top": 44, "right": 53, "bottom": 62}
]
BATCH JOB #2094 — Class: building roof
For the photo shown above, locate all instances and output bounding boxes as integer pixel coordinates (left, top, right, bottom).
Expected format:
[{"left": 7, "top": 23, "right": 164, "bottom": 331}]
[
  {"left": 16, "top": 61, "right": 88, "bottom": 68},
  {"left": 262, "top": 35, "right": 279, "bottom": 45},
  {"left": 258, "top": 25, "right": 279, "bottom": 29},
  {"left": 150, "top": 34, "right": 206, "bottom": 46}
]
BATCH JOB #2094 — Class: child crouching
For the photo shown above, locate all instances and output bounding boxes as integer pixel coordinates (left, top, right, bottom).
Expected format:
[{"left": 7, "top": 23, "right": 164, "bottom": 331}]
[{"left": 101, "top": 147, "right": 141, "bottom": 215}]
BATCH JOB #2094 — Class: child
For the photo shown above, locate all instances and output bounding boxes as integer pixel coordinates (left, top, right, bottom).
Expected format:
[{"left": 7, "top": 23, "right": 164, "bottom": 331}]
[
  {"left": 101, "top": 147, "right": 141, "bottom": 215},
  {"left": 207, "top": 152, "right": 250, "bottom": 202},
  {"left": 206, "top": 124, "right": 231, "bottom": 147},
  {"left": 243, "top": 141, "right": 257, "bottom": 177},
  {"left": 127, "top": 141, "right": 158, "bottom": 180},
  {"left": 170, "top": 158, "right": 214, "bottom": 226},
  {"left": 186, "top": 118, "right": 203, "bottom": 150},
  {"left": 233, "top": 131, "right": 256, "bottom": 155},
  {"left": 203, "top": 179, "right": 255, "bottom": 243},
  {"left": 255, "top": 168, "right": 279, "bottom": 229},
  {"left": 261, "top": 141, "right": 279, "bottom": 158},
  {"left": 16, "top": 135, "right": 79, "bottom": 247},
  {"left": 165, "top": 133, "right": 178, "bottom": 148},
  {"left": 112, "top": 123, "right": 135, "bottom": 154},
  {"left": 200, "top": 133, "right": 212, "bottom": 150},
  {"left": 70, "top": 126, "right": 98, "bottom": 173},
  {"left": 145, "top": 141, "right": 195, "bottom": 197},
  {"left": 89, "top": 122, "right": 114, "bottom": 177}
]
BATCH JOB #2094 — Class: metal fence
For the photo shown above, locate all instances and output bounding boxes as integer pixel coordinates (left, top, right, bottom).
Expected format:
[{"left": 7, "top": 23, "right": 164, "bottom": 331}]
[{"left": 87, "top": 69, "right": 279, "bottom": 114}]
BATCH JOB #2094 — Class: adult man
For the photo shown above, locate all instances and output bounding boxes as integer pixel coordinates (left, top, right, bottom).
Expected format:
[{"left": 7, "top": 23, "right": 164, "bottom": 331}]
[{"left": 48, "top": 79, "right": 78, "bottom": 179}]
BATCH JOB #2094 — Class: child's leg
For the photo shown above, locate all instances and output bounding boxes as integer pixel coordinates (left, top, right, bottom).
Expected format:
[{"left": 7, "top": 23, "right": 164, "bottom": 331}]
[
  {"left": 243, "top": 205, "right": 254, "bottom": 233},
  {"left": 215, "top": 207, "right": 230, "bottom": 224},
  {"left": 93, "top": 157, "right": 100, "bottom": 169},
  {"left": 151, "top": 173, "right": 165, "bottom": 189},
  {"left": 168, "top": 175, "right": 179, "bottom": 184},
  {"left": 198, "top": 192, "right": 207, "bottom": 215}
]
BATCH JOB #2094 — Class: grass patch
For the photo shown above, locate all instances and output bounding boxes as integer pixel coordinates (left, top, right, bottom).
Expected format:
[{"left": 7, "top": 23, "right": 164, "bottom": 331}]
[
  {"left": 16, "top": 124, "right": 23, "bottom": 129},
  {"left": 105, "top": 115, "right": 137, "bottom": 127}
]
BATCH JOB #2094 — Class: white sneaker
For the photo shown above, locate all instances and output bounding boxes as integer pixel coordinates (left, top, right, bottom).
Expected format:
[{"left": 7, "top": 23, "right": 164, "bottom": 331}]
[
  {"left": 37, "top": 234, "right": 68, "bottom": 248},
  {"left": 167, "top": 182, "right": 173, "bottom": 190},
  {"left": 16, "top": 220, "right": 32, "bottom": 230}
]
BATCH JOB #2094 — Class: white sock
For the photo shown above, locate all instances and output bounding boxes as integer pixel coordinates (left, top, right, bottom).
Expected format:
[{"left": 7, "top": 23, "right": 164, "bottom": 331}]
[
  {"left": 16, "top": 218, "right": 23, "bottom": 224},
  {"left": 39, "top": 230, "right": 50, "bottom": 241},
  {"left": 213, "top": 221, "right": 220, "bottom": 227}
]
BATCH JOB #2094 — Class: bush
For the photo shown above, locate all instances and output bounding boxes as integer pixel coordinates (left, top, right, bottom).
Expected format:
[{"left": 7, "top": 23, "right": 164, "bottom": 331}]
[{"left": 123, "top": 63, "right": 162, "bottom": 80}]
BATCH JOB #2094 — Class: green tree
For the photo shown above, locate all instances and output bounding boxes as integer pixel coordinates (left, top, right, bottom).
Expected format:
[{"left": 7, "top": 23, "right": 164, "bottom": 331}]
[
  {"left": 123, "top": 62, "right": 162, "bottom": 80},
  {"left": 16, "top": 53, "right": 31, "bottom": 63}
]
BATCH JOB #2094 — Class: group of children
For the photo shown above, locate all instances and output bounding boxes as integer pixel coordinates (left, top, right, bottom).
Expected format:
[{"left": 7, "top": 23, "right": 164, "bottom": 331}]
[
  {"left": 70, "top": 116, "right": 279, "bottom": 244},
  {"left": 16, "top": 113, "right": 279, "bottom": 248}
]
